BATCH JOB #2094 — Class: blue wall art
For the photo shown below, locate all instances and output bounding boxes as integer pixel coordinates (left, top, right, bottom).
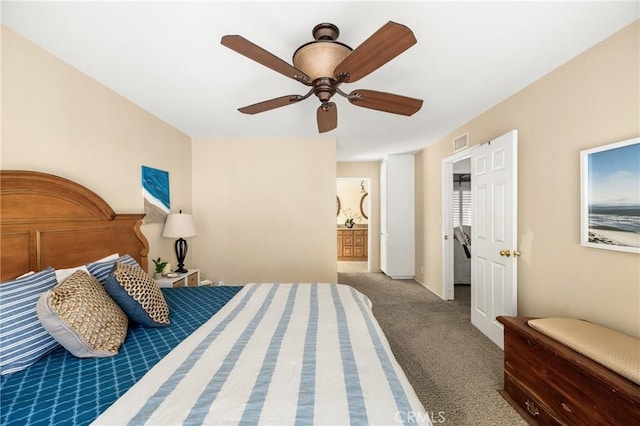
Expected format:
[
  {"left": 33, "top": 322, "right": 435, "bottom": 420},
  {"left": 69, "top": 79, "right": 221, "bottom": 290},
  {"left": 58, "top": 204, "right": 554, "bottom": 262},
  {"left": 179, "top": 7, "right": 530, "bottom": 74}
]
[{"left": 141, "top": 166, "right": 170, "bottom": 224}]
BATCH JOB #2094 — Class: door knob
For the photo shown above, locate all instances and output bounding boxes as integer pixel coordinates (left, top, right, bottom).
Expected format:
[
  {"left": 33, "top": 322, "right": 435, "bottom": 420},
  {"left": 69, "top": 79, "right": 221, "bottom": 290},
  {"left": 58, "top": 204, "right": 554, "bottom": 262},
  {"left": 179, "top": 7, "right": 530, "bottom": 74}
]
[{"left": 499, "top": 249, "right": 511, "bottom": 257}]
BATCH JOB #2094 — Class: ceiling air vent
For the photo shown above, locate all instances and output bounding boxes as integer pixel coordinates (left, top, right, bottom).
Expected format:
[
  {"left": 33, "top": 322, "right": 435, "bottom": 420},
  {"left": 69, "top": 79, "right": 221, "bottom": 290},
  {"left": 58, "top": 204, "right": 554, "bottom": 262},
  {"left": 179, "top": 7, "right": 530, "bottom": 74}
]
[{"left": 453, "top": 132, "right": 469, "bottom": 152}]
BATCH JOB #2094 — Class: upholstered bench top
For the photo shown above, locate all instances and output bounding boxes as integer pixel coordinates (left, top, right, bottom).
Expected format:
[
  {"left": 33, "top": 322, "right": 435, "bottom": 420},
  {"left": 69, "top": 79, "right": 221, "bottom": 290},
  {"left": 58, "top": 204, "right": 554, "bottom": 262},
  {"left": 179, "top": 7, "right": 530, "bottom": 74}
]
[{"left": 528, "top": 318, "right": 640, "bottom": 385}]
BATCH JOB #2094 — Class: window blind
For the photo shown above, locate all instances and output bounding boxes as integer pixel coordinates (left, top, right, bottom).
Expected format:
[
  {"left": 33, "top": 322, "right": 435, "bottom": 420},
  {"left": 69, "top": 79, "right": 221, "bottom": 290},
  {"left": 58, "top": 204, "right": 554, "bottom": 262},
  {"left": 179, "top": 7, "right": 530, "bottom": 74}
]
[{"left": 453, "top": 188, "right": 472, "bottom": 227}]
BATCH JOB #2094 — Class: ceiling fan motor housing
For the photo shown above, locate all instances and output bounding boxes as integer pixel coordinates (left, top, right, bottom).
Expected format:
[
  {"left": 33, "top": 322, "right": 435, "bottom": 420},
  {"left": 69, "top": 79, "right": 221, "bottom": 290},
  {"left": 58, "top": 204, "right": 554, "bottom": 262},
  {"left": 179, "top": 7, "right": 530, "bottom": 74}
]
[{"left": 312, "top": 23, "right": 340, "bottom": 41}]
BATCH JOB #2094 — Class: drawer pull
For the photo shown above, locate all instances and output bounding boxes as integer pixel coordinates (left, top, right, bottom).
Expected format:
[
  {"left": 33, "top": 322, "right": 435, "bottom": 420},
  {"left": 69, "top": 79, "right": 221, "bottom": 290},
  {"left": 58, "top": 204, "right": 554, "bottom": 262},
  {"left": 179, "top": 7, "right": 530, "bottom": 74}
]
[{"left": 525, "top": 400, "right": 540, "bottom": 417}]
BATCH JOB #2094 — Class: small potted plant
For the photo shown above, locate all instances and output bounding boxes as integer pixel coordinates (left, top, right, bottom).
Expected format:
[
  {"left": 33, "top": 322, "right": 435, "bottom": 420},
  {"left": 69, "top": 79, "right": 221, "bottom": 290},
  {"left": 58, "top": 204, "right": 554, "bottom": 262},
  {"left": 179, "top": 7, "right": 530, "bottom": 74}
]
[
  {"left": 152, "top": 257, "right": 168, "bottom": 279},
  {"left": 342, "top": 208, "right": 362, "bottom": 228}
]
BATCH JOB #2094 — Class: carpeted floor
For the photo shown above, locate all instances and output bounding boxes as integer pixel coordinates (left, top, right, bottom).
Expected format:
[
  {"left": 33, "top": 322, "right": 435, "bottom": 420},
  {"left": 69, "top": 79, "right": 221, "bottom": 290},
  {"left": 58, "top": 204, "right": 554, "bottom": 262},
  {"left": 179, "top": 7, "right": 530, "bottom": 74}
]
[{"left": 338, "top": 272, "right": 527, "bottom": 426}]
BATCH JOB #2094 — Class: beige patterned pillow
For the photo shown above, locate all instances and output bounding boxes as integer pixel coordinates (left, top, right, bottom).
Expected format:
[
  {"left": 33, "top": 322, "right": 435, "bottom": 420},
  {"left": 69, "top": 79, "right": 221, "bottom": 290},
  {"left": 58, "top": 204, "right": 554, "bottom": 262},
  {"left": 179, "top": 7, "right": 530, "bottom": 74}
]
[
  {"left": 104, "top": 262, "right": 170, "bottom": 327},
  {"left": 36, "top": 270, "right": 128, "bottom": 358}
]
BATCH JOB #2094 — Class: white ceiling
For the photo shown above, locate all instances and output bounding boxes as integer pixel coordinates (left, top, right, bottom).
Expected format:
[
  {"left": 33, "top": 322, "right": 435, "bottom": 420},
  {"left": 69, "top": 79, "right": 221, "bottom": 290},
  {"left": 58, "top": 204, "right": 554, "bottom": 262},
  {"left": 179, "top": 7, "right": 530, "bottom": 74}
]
[{"left": 2, "top": 1, "right": 638, "bottom": 161}]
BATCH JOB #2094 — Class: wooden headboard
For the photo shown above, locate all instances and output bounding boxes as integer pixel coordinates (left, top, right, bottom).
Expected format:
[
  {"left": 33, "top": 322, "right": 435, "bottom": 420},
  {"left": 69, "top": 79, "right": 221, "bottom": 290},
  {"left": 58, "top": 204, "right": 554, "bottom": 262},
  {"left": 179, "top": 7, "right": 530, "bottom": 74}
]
[{"left": 1, "top": 170, "right": 149, "bottom": 281}]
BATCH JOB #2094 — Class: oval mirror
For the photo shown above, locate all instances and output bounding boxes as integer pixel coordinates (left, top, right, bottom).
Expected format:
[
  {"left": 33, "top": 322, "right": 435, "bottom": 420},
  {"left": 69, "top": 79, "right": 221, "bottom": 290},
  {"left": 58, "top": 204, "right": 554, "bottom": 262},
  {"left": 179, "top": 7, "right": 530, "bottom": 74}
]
[{"left": 360, "top": 193, "right": 368, "bottom": 219}]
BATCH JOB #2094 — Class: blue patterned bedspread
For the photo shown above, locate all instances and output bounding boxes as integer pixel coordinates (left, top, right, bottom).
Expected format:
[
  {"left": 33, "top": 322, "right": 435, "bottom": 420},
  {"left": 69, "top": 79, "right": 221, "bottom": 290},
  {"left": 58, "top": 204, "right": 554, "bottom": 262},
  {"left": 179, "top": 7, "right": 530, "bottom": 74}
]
[{"left": 0, "top": 286, "right": 242, "bottom": 426}]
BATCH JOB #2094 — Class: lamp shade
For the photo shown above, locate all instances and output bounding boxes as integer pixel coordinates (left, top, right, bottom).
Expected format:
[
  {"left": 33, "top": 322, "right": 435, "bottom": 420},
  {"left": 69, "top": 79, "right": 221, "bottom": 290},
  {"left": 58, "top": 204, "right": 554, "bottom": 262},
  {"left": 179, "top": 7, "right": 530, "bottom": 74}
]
[
  {"left": 162, "top": 213, "right": 197, "bottom": 239},
  {"left": 292, "top": 41, "right": 352, "bottom": 81}
]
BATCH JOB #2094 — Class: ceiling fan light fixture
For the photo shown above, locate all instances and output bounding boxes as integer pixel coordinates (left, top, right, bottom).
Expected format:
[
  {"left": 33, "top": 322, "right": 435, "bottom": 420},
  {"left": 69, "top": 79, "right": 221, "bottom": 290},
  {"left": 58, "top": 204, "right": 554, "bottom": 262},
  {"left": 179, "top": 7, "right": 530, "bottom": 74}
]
[{"left": 292, "top": 41, "right": 352, "bottom": 82}]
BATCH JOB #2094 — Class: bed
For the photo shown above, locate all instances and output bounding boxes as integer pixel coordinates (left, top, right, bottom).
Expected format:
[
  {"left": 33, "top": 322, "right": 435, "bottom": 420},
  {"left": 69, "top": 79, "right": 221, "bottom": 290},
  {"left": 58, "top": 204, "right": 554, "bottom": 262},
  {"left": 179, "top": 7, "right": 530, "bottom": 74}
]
[{"left": 0, "top": 170, "right": 430, "bottom": 425}]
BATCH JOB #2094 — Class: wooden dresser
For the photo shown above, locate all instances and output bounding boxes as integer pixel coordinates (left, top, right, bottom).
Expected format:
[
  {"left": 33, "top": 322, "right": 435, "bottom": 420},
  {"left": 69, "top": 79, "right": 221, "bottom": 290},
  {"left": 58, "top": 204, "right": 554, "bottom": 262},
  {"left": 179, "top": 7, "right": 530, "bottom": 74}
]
[
  {"left": 497, "top": 316, "right": 640, "bottom": 425},
  {"left": 337, "top": 228, "right": 368, "bottom": 261}
]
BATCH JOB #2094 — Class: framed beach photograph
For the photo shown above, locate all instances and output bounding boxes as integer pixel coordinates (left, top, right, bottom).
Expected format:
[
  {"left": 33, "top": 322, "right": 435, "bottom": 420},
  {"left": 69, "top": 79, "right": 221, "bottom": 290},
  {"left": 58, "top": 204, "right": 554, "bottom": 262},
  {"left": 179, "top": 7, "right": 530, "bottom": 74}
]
[{"left": 580, "top": 137, "right": 640, "bottom": 253}]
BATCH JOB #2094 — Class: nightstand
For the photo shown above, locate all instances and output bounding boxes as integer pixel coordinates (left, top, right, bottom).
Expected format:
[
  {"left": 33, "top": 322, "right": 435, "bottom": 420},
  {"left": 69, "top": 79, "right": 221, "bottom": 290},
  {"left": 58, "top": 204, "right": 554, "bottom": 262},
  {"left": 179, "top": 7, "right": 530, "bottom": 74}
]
[{"left": 155, "top": 269, "right": 200, "bottom": 288}]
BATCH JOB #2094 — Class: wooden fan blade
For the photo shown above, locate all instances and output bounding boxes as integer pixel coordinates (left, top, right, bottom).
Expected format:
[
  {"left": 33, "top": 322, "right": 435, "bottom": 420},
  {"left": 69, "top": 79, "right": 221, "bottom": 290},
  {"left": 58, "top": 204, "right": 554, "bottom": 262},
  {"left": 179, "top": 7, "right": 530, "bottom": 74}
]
[
  {"left": 349, "top": 89, "right": 423, "bottom": 116},
  {"left": 221, "top": 35, "right": 310, "bottom": 83},
  {"left": 317, "top": 102, "right": 337, "bottom": 133},
  {"left": 239, "top": 95, "right": 303, "bottom": 114},
  {"left": 333, "top": 22, "right": 417, "bottom": 83}
]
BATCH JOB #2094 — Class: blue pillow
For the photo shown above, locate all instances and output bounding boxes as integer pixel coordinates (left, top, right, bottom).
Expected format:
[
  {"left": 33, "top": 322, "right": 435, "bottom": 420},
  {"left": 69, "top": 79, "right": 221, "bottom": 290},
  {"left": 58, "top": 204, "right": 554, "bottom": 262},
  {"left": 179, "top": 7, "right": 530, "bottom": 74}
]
[
  {"left": 0, "top": 267, "right": 60, "bottom": 375},
  {"left": 104, "top": 262, "right": 170, "bottom": 328},
  {"left": 86, "top": 254, "right": 139, "bottom": 284}
]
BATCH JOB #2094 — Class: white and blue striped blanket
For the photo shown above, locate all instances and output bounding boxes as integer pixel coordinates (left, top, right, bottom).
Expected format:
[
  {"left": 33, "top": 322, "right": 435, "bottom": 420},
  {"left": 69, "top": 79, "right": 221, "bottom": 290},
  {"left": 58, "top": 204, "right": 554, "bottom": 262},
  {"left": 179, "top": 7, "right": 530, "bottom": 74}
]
[{"left": 93, "top": 283, "right": 430, "bottom": 425}]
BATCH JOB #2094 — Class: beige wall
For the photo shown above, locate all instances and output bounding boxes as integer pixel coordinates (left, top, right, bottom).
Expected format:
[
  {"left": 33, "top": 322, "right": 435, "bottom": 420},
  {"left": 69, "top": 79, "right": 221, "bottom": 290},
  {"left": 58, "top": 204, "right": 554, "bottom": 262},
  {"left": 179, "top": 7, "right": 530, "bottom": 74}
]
[
  {"left": 0, "top": 26, "right": 193, "bottom": 271},
  {"left": 337, "top": 162, "right": 380, "bottom": 272},
  {"left": 416, "top": 21, "right": 640, "bottom": 337},
  {"left": 191, "top": 137, "right": 337, "bottom": 285}
]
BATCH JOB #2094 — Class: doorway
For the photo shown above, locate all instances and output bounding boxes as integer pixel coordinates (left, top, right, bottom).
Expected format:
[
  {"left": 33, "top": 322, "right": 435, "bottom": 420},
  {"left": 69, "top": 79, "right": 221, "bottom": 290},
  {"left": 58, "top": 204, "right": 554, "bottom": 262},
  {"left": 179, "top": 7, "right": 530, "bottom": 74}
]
[
  {"left": 442, "top": 152, "right": 472, "bottom": 301},
  {"left": 442, "top": 130, "right": 519, "bottom": 349},
  {"left": 337, "top": 177, "right": 371, "bottom": 273},
  {"left": 453, "top": 160, "right": 472, "bottom": 303}
]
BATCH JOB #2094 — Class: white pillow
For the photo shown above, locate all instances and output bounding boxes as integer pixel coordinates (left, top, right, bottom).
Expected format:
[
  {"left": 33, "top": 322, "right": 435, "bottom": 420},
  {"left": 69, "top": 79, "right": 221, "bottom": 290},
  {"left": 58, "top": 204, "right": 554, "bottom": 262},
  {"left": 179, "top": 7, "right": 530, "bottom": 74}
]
[
  {"left": 95, "top": 253, "right": 119, "bottom": 263},
  {"left": 55, "top": 266, "right": 91, "bottom": 284},
  {"left": 17, "top": 271, "right": 35, "bottom": 279}
]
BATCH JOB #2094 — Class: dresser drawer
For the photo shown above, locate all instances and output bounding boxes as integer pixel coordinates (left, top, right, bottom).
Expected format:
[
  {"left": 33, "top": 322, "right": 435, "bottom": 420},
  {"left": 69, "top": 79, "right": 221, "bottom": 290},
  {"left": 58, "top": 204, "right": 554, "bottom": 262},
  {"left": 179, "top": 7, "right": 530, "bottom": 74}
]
[
  {"left": 187, "top": 271, "right": 199, "bottom": 287},
  {"left": 504, "top": 373, "right": 560, "bottom": 425}
]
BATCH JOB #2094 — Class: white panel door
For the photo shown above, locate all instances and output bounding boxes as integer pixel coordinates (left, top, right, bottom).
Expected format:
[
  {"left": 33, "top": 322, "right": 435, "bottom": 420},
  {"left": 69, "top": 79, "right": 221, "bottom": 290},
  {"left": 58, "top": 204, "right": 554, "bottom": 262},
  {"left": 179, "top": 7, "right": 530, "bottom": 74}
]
[
  {"left": 471, "top": 130, "right": 518, "bottom": 349},
  {"left": 379, "top": 155, "right": 415, "bottom": 279}
]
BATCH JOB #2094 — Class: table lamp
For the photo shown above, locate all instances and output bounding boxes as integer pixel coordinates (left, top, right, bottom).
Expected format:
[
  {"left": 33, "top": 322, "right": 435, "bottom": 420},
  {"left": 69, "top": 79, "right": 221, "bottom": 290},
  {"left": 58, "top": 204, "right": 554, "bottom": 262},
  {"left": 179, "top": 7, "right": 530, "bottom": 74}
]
[{"left": 162, "top": 210, "right": 197, "bottom": 273}]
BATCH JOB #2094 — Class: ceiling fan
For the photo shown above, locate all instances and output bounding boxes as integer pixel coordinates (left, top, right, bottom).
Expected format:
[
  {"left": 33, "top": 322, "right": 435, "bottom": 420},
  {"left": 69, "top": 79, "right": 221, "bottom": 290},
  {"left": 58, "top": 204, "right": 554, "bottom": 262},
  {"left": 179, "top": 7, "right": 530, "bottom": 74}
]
[{"left": 221, "top": 21, "right": 423, "bottom": 133}]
